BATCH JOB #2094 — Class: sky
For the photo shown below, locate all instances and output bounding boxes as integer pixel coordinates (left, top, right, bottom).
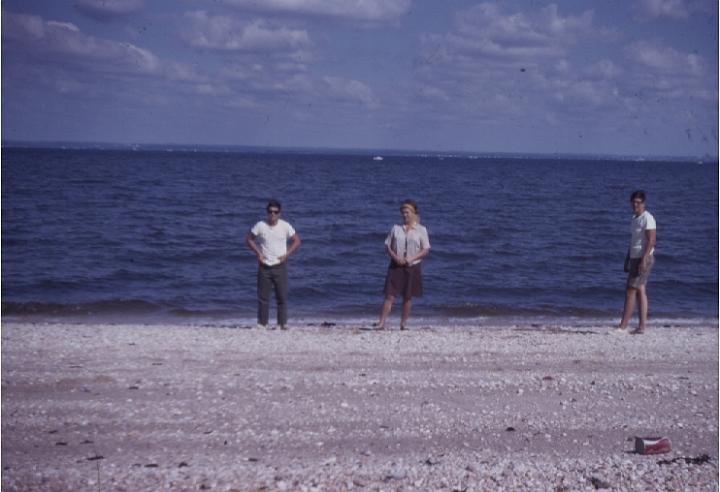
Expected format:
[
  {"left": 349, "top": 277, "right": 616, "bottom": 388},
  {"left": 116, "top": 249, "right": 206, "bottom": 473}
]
[{"left": 2, "top": 0, "right": 718, "bottom": 157}]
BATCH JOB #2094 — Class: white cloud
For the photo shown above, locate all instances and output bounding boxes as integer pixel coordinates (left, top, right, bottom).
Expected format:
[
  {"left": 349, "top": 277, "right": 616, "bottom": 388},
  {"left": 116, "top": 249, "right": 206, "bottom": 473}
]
[
  {"left": 409, "top": 2, "right": 610, "bottom": 118},
  {"left": 554, "top": 79, "right": 617, "bottom": 109},
  {"left": 3, "top": 9, "right": 364, "bottom": 118},
  {"left": 3, "top": 11, "right": 160, "bottom": 74},
  {"left": 74, "top": 0, "right": 145, "bottom": 22},
  {"left": 638, "top": 0, "right": 689, "bottom": 19},
  {"left": 396, "top": 2, "right": 666, "bottom": 132},
  {"left": 415, "top": 85, "right": 450, "bottom": 102},
  {"left": 184, "top": 11, "right": 311, "bottom": 52},
  {"left": 444, "top": 32, "right": 563, "bottom": 60},
  {"left": 584, "top": 60, "right": 622, "bottom": 80},
  {"left": 636, "top": 0, "right": 718, "bottom": 20},
  {"left": 214, "top": 0, "right": 411, "bottom": 22},
  {"left": 322, "top": 76, "right": 378, "bottom": 108},
  {"left": 226, "top": 95, "right": 260, "bottom": 109},
  {"left": 445, "top": 2, "right": 596, "bottom": 61},
  {"left": 46, "top": 21, "right": 81, "bottom": 32},
  {"left": 554, "top": 59, "right": 570, "bottom": 74},
  {"left": 625, "top": 40, "right": 704, "bottom": 75},
  {"left": 164, "top": 61, "right": 207, "bottom": 84},
  {"left": 194, "top": 83, "right": 231, "bottom": 96},
  {"left": 406, "top": 1, "right": 713, "bottom": 131}
]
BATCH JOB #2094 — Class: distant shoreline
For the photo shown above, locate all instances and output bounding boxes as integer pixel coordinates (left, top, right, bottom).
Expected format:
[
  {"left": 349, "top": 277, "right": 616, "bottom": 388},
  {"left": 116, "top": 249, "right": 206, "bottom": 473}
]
[
  {"left": 2, "top": 313, "right": 716, "bottom": 329},
  {"left": 3, "top": 141, "right": 716, "bottom": 163}
]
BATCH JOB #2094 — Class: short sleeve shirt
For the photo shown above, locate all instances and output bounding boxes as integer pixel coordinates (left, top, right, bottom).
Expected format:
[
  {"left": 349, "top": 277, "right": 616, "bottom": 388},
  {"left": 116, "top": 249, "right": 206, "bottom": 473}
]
[
  {"left": 385, "top": 224, "right": 431, "bottom": 266},
  {"left": 251, "top": 219, "right": 296, "bottom": 266},
  {"left": 629, "top": 210, "right": 656, "bottom": 259}
]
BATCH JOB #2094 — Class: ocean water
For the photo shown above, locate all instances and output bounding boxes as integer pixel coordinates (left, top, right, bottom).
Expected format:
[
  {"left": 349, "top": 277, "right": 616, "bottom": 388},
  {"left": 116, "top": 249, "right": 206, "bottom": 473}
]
[{"left": 2, "top": 148, "right": 717, "bottom": 325}]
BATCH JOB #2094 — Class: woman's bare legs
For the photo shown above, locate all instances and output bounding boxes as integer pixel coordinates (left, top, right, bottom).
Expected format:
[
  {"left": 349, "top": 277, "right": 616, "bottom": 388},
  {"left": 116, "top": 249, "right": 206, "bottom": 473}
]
[
  {"left": 400, "top": 298, "right": 412, "bottom": 329},
  {"left": 378, "top": 295, "right": 394, "bottom": 329}
]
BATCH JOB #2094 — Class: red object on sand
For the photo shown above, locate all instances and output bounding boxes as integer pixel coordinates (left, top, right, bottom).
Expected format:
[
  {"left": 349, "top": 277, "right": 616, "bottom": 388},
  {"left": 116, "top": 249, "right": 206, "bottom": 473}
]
[{"left": 635, "top": 437, "right": 672, "bottom": 455}]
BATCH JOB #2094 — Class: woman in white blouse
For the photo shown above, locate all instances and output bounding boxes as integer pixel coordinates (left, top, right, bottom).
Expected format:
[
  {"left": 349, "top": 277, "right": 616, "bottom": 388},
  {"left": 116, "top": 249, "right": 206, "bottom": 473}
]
[{"left": 377, "top": 199, "right": 431, "bottom": 330}]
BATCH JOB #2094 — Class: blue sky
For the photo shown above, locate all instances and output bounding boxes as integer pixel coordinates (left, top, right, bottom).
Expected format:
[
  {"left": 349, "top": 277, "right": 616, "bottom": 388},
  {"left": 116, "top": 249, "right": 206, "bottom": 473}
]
[{"left": 2, "top": 0, "right": 717, "bottom": 157}]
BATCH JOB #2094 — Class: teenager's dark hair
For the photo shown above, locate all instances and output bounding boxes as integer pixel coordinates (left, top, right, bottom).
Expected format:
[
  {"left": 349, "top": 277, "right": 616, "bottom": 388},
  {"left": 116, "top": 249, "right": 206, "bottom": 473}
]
[
  {"left": 630, "top": 190, "right": 646, "bottom": 202},
  {"left": 267, "top": 199, "right": 282, "bottom": 211}
]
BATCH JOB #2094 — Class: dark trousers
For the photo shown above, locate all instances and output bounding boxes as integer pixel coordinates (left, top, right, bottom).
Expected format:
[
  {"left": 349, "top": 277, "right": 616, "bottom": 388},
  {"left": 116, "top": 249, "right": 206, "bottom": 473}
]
[{"left": 257, "top": 263, "right": 288, "bottom": 326}]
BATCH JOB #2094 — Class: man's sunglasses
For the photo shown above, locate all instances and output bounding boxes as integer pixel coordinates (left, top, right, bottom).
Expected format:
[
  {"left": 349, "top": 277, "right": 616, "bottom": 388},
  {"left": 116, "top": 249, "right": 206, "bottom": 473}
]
[{"left": 267, "top": 209, "right": 281, "bottom": 215}]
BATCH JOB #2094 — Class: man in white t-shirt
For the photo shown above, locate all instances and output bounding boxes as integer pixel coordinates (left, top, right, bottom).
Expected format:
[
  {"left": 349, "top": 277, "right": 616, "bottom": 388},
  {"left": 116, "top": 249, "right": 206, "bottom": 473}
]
[
  {"left": 617, "top": 190, "right": 657, "bottom": 335},
  {"left": 245, "top": 200, "right": 301, "bottom": 330}
]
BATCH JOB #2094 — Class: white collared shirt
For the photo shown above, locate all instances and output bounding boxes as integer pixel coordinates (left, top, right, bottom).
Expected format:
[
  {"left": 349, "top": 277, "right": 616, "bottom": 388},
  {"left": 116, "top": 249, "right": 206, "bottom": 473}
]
[{"left": 385, "top": 224, "right": 431, "bottom": 265}]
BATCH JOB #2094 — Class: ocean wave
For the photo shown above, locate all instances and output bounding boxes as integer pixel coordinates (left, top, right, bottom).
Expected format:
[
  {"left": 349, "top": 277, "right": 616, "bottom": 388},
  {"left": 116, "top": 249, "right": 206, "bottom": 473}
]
[
  {"left": 652, "top": 253, "right": 686, "bottom": 265},
  {"left": 168, "top": 307, "right": 237, "bottom": 318},
  {"left": 428, "top": 250, "right": 481, "bottom": 261},
  {"left": 434, "top": 303, "right": 613, "bottom": 318},
  {"left": 2, "top": 299, "right": 164, "bottom": 317},
  {"left": 2, "top": 237, "right": 32, "bottom": 247},
  {"left": 652, "top": 279, "right": 718, "bottom": 294},
  {"left": 565, "top": 253, "right": 621, "bottom": 262}
]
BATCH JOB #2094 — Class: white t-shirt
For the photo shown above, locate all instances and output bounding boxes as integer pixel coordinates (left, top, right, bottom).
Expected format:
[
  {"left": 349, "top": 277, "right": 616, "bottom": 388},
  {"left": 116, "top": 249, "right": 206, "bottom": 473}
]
[
  {"left": 629, "top": 210, "right": 656, "bottom": 259},
  {"left": 385, "top": 224, "right": 431, "bottom": 266},
  {"left": 250, "top": 219, "right": 296, "bottom": 266}
]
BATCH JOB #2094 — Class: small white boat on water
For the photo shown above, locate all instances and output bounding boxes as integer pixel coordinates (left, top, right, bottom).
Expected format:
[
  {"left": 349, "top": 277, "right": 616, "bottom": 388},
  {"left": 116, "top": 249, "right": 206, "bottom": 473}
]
[{"left": 372, "top": 155, "right": 384, "bottom": 161}]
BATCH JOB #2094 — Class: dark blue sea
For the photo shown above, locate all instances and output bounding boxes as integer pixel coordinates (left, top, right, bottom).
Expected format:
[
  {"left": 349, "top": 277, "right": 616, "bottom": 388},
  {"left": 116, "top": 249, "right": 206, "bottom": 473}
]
[{"left": 2, "top": 147, "right": 718, "bottom": 326}]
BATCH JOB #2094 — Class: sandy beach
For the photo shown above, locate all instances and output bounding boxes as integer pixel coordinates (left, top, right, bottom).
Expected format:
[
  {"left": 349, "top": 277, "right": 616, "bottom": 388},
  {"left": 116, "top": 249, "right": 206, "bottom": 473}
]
[{"left": 1, "top": 321, "right": 717, "bottom": 491}]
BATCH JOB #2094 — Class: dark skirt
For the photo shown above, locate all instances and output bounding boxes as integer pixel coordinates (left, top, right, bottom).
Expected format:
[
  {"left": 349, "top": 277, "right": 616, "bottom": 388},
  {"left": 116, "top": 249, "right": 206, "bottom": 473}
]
[{"left": 383, "top": 262, "right": 423, "bottom": 299}]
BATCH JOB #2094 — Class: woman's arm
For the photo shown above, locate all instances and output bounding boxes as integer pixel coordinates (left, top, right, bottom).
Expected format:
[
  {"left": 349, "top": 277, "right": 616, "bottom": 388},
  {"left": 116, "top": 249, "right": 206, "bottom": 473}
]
[
  {"left": 406, "top": 248, "right": 429, "bottom": 264},
  {"left": 385, "top": 243, "right": 406, "bottom": 265}
]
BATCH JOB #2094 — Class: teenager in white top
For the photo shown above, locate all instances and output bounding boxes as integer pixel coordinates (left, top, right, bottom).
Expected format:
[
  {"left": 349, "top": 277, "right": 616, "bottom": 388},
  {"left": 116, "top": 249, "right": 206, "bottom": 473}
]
[
  {"left": 617, "top": 190, "right": 656, "bottom": 334},
  {"left": 245, "top": 200, "right": 301, "bottom": 330}
]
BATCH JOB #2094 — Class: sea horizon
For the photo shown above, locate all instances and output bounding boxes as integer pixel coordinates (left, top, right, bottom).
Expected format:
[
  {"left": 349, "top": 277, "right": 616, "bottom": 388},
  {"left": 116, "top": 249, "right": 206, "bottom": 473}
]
[{"left": 2, "top": 140, "right": 717, "bottom": 163}]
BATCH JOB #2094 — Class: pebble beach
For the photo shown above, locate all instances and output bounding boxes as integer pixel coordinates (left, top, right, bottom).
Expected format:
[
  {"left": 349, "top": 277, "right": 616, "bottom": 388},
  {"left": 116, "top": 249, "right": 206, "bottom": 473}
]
[{"left": 2, "top": 321, "right": 718, "bottom": 491}]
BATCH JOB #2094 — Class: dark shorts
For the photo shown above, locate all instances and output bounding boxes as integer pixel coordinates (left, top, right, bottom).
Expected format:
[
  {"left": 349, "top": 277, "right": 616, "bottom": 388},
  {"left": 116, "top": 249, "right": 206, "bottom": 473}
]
[
  {"left": 627, "top": 256, "right": 654, "bottom": 289},
  {"left": 383, "top": 262, "right": 423, "bottom": 299}
]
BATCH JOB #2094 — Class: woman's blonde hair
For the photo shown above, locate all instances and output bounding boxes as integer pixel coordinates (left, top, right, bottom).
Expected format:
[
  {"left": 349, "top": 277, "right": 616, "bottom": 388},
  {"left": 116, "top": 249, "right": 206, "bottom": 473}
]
[{"left": 400, "top": 199, "right": 420, "bottom": 225}]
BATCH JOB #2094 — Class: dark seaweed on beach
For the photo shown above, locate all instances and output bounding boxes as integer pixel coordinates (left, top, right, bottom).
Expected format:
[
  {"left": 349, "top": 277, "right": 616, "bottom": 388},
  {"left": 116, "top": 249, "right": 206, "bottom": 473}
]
[
  {"left": 657, "top": 454, "right": 712, "bottom": 466},
  {"left": 589, "top": 476, "right": 612, "bottom": 489}
]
